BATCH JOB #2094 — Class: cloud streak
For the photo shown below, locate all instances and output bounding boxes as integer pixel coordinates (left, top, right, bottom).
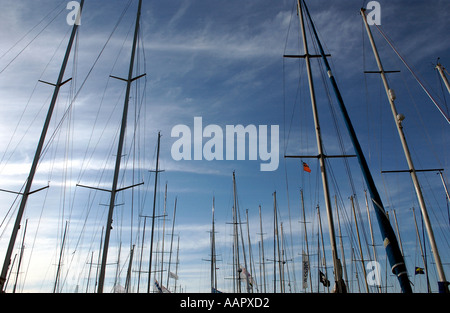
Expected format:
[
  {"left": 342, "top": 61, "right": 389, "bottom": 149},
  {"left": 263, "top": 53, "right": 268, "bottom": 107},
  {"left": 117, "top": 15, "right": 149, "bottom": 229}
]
[{"left": 0, "top": 0, "right": 448, "bottom": 293}]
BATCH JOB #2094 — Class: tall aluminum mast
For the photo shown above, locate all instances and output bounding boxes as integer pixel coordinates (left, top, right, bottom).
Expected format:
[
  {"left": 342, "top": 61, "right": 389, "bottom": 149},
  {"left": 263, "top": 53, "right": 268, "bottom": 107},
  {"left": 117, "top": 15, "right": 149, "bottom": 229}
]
[
  {"left": 361, "top": 8, "right": 448, "bottom": 293},
  {"left": 147, "top": 132, "right": 162, "bottom": 293},
  {"left": 97, "top": 0, "right": 146, "bottom": 293},
  {"left": 295, "top": 0, "right": 345, "bottom": 293},
  {"left": 297, "top": 0, "right": 411, "bottom": 293},
  {"left": 0, "top": 0, "right": 85, "bottom": 292},
  {"left": 436, "top": 62, "right": 450, "bottom": 95}
]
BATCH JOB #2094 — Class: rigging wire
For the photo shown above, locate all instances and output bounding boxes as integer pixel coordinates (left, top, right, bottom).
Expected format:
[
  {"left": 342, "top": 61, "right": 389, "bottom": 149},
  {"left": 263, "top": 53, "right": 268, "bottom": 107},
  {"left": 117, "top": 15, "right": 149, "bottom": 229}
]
[
  {"left": 373, "top": 24, "right": 450, "bottom": 124},
  {"left": 308, "top": 6, "right": 375, "bottom": 280},
  {"left": 281, "top": 1, "right": 372, "bottom": 291},
  {"left": 0, "top": 27, "right": 73, "bottom": 286},
  {"left": 39, "top": 0, "right": 135, "bottom": 167},
  {"left": 282, "top": 1, "right": 309, "bottom": 293},
  {"left": 360, "top": 15, "right": 450, "bottom": 293},
  {"left": 13, "top": 0, "right": 137, "bottom": 292},
  {"left": 18, "top": 181, "right": 51, "bottom": 292},
  {"left": 0, "top": 2, "right": 67, "bottom": 75},
  {"left": 0, "top": 25, "right": 71, "bottom": 174},
  {"left": 381, "top": 21, "right": 450, "bottom": 256},
  {"left": 435, "top": 63, "right": 449, "bottom": 117},
  {"left": 0, "top": 0, "right": 66, "bottom": 62}
]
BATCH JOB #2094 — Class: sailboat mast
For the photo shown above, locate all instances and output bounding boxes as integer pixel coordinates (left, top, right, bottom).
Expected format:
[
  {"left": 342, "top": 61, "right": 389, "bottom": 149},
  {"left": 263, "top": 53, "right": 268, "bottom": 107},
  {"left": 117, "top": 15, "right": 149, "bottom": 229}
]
[
  {"left": 137, "top": 215, "right": 148, "bottom": 292},
  {"left": 300, "top": 189, "right": 313, "bottom": 291},
  {"left": 53, "top": 221, "right": 68, "bottom": 293},
  {"left": 258, "top": 205, "right": 266, "bottom": 293},
  {"left": 296, "top": 0, "right": 344, "bottom": 292},
  {"left": 316, "top": 209, "right": 320, "bottom": 293},
  {"left": 280, "top": 222, "right": 286, "bottom": 293},
  {"left": 232, "top": 171, "right": 241, "bottom": 293},
  {"left": 166, "top": 197, "right": 177, "bottom": 289},
  {"left": 438, "top": 171, "right": 450, "bottom": 204},
  {"left": 435, "top": 63, "right": 450, "bottom": 95},
  {"left": 392, "top": 210, "right": 404, "bottom": 257},
  {"left": 211, "top": 197, "right": 216, "bottom": 293},
  {"left": 299, "top": 0, "right": 410, "bottom": 293},
  {"left": 113, "top": 242, "right": 122, "bottom": 291},
  {"left": 335, "top": 196, "right": 349, "bottom": 292},
  {"left": 86, "top": 251, "right": 94, "bottom": 293},
  {"left": 245, "top": 209, "right": 254, "bottom": 293},
  {"left": 12, "top": 219, "right": 28, "bottom": 293},
  {"left": 94, "top": 227, "right": 104, "bottom": 292},
  {"left": 273, "top": 192, "right": 278, "bottom": 293},
  {"left": 361, "top": 8, "right": 448, "bottom": 293},
  {"left": 351, "top": 196, "right": 369, "bottom": 293},
  {"left": 412, "top": 207, "right": 431, "bottom": 292},
  {"left": 174, "top": 236, "right": 180, "bottom": 293},
  {"left": 237, "top": 203, "right": 250, "bottom": 293},
  {"left": 0, "top": 0, "right": 84, "bottom": 292},
  {"left": 161, "top": 184, "right": 167, "bottom": 286},
  {"left": 147, "top": 131, "right": 162, "bottom": 293},
  {"left": 97, "top": 0, "right": 144, "bottom": 293},
  {"left": 317, "top": 205, "right": 329, "bottom": 293},
  {"left": 364, "top": 191, "right": 382, "bottom": 293},
  {"left": 125, "top": 245, "right": 135, "bottom": 293}
]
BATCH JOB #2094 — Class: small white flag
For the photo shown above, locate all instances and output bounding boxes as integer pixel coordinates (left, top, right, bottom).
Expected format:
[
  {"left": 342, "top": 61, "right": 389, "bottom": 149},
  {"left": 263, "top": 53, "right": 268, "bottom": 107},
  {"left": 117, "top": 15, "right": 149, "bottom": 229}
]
[{"left": 169, "top": 271, "right": 179, "bottom": 280}]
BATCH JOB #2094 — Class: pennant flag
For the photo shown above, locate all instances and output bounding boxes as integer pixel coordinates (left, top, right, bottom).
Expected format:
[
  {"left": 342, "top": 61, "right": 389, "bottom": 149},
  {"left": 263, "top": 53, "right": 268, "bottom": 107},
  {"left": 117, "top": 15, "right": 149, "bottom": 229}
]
[
  {"left": 169, "top": 271, "right": 179, "bottom": 280},
  {"left": 212, "top": 287, "right": 223, "bottom": 293},
  {"left": 415, "top": 267, "right": 425, "bottom": 275},
  {"left": 113, "top": 284, "right": 125, "bottom": 293},
  {"left": 319, "top": 270, "right": 330, "bottom": 287},
  {"left": 154, "top": 280, "right": 163, "bottom": 293},
  {"left": 239, "top": 265, "right": 255, "bottom": 287},
  {"left": 302, "top": 162, "right": 311, "bottom": 173},
  {"left": 154, "top": 280, "right": 171, "bottom": 293}
]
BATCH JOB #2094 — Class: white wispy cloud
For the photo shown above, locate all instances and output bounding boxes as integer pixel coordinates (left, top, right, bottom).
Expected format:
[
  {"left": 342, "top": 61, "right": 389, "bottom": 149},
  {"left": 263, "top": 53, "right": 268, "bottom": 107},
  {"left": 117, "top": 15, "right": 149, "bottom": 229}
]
[{"left": 0, "top": 0, "right": 448, "bottom": 293}]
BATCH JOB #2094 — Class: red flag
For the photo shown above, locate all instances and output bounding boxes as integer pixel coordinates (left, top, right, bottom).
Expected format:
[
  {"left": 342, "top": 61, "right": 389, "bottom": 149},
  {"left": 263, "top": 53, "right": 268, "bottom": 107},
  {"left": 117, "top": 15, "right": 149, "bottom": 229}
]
[{"left": 302, "top": 162, "right": 311, "bottom": 173}]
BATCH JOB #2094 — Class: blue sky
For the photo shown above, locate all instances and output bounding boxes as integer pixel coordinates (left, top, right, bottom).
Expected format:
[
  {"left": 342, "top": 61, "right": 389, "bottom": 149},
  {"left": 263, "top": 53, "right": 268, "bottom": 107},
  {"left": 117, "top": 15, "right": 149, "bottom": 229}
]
[{"left": 0, "top": 0, "right": 449, "bottom": 293}]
